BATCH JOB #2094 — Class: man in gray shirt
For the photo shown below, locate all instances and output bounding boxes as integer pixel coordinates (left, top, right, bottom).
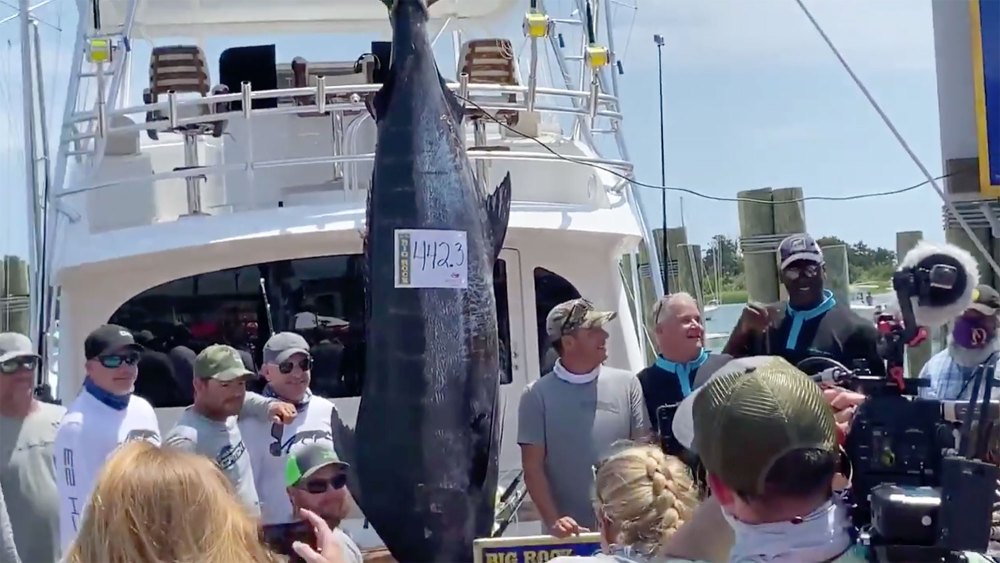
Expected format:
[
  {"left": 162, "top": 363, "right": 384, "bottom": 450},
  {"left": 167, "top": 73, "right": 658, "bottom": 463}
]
[
  {"left": 518, "top": 299, "right": 650, "bottom": 537},
  {"left": 0, "top": 333, "right": 63, "bottom": 563},
  {"left": 164, "top": 344, "right": 296, "bottom": 515}
]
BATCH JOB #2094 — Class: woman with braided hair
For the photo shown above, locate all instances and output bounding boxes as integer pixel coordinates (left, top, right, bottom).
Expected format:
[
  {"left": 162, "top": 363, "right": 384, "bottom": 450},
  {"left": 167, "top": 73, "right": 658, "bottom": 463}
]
[{"left": 551, "top": 442, "right": 701, "bottom": 563}]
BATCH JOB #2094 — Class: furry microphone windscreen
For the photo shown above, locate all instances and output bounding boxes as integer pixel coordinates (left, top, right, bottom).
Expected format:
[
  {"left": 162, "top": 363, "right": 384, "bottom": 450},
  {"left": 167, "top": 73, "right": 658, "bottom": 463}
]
[{"left": 895, "top": 240, "right": 980, "bottom": 328}]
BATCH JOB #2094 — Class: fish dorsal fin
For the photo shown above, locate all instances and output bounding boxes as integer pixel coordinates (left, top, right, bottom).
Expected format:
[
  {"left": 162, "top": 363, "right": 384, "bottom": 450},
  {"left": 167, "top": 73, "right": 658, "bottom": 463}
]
[{"left": 486, "top": 173, "right": 512, "bottom": 261}]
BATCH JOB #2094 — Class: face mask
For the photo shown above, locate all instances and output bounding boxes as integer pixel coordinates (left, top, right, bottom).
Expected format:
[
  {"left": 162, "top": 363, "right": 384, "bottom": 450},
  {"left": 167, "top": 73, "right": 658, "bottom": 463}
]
[
  {"left": 952, "top": 316, "right": 996, "bottom": 349},
  {"left": 719, "top": 499, "right": 852, "bottom": 563}
]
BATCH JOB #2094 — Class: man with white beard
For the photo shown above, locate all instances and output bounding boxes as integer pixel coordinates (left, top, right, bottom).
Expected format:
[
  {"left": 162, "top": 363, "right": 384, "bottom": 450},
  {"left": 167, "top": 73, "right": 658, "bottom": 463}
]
[{"left": 919, "top": 284, "right": 1000, "bottom": 401}]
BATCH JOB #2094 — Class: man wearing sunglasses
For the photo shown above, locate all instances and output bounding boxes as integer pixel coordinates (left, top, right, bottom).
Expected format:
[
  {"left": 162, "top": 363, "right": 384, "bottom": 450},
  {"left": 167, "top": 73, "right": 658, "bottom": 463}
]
[
  {"left": 518, "top": 298, "right": 651, "bottom": 538},
  {"left": 241, "top": 332, "right": 340, "bottom": 541},
  {"left": 0, "top": 333, "right": 64, "bottom": 563},
  {"left": 53, "top": 324, "right": 161, "bottom": 552},
  {"left": 724, "top": 233, "right": 884, "bottom": 377},
  {"left": 163, "top": 344, "right": 297, "bottom": 516},
  {"left": 264, "top": 443, "right": 361, "bottom": 563}
]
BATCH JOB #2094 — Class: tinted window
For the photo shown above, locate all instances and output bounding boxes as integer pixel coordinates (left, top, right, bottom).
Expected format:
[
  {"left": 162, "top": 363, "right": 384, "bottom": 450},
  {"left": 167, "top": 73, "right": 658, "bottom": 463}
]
[
  {"left": 109, "top": 255, "right": 514, "bottom": 408},
  {"left": 533, "top": 267, "right": 582, "bottom": 374}
]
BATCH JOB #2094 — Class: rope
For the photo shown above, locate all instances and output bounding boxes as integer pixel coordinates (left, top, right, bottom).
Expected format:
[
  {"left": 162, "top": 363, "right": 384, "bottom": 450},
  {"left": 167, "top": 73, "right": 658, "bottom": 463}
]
[{"left": 791, "top": 0, "right": 1000, "bottom": 280}]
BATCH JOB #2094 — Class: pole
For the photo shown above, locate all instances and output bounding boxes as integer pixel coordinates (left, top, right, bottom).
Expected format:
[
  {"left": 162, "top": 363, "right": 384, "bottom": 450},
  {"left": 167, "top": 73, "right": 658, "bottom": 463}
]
[
  {"left": 654, "top": 34, "right": 669, "bottom": 294},
  {"left": 19, "top": 0, "right": 40, "bottom": 345}
]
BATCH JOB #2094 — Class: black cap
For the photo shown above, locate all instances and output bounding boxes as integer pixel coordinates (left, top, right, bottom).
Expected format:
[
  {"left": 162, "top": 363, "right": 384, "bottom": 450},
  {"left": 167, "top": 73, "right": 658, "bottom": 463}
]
[
  {"left": 777, "top": 233, "right": 824, "bottom": 270},
  {"left": 84, "top": 324, "right": 143, "bottom": 360},
  {"left": 969, "top": 285, "right": 1000, "bottom": 316}
]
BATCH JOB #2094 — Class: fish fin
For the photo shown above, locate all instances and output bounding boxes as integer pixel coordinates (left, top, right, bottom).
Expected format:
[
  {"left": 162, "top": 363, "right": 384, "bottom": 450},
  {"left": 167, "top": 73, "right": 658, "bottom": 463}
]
[
  {"left": 363, "top": 171, "right": 373, "bottom": 322},
  {"left": 330, "top": 406, "right": 363, "bottom": 510},
  {"left": 439, "top": 72, "right": 466, "bottom": 126},
  {"left": 371, "top": 71, "right": 395, "bottom": 123},
  {"left": 486, "top": 172, "right": 512, "bottom": 261}
]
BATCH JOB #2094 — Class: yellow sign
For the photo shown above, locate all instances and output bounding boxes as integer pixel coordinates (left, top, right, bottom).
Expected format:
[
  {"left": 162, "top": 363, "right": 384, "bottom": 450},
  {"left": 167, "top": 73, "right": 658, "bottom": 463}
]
[
  {"left": 473, "top": 533, "right": 603, "bottom": 563},
  {"left": 970, "top": 0, "right": 1000, "bottom": 195}
]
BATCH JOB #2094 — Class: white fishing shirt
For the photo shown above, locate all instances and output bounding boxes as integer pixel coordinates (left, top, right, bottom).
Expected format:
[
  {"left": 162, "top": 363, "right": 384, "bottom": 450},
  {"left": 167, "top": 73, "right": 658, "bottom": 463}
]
[
  {"left": 240, "top": 395, "right": 336, "bottom": 526},
  {"left": 52, "top": 390, "right": 160, "bottom": 552}
]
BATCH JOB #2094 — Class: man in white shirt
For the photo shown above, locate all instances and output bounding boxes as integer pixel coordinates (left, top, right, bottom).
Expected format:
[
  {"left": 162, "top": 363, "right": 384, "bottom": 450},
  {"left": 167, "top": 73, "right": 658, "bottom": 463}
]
[
  {"left": 240, "top": 332, "right": 340, "bottom": 543},
  {"left": 52, "top": 325, "right": 161, "bottom": 552}
]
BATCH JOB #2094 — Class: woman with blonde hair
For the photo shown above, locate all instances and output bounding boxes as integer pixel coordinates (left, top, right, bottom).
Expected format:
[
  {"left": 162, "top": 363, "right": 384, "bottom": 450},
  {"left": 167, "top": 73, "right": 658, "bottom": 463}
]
[
  {"left": 553, "top": 442, "right": 700, "bottom": 563},
  {"left": 62, "top": 440, "right": 342, "bottom": 563}
]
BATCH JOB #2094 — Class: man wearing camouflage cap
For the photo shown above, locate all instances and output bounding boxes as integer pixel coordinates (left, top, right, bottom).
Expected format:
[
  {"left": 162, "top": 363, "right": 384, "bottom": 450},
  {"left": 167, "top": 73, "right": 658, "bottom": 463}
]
[
  {"left": 518, "top": 298, "right": 650, "bottom": 537},
  {"left": 164, "top": 344, "right": 297, "bottom": 515}
]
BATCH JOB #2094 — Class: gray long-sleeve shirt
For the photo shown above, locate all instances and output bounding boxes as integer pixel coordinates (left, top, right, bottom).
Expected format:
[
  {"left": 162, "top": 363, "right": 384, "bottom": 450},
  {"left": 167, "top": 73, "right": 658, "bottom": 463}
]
[
  {"left": 163, "top": 392, "right": 276, "bottom": 515},
  {"left": 0, "top": 482, "right": 21, "bottom": 563}
]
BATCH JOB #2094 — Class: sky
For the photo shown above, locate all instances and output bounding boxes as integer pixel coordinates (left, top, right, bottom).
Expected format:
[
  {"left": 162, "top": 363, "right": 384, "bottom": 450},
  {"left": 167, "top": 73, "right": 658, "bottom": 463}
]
[{"left": 0, "top": 0, "right": 952, "bottom": 264}]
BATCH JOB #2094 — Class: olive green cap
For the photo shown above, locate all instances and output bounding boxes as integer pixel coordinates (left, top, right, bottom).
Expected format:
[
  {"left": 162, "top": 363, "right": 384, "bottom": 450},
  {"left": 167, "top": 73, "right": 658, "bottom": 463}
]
[{"left": 194, "top": 344, "right": 253, "bottom": 382}]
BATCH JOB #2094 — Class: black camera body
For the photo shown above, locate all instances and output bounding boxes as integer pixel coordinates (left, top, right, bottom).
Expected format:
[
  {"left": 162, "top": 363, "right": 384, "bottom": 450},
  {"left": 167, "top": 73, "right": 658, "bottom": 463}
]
[{"left": 840, "top": 257, "right": 999, "bottom": 561}]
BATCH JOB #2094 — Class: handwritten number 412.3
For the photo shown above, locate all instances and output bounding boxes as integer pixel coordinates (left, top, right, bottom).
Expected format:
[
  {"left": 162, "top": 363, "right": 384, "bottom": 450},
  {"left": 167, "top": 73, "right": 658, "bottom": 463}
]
[{"left": 412, "top": 240, "right": 466, "bottom": 270}]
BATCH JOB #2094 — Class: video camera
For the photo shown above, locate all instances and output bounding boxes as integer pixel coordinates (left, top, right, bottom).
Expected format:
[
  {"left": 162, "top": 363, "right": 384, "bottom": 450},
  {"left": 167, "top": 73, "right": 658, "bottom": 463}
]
[{"left": 810, "top": 241, "right": 1000, "bottom": 561}]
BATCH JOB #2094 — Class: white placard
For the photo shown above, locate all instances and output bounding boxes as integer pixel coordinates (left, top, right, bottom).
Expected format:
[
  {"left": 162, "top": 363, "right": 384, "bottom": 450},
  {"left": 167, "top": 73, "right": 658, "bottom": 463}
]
[{"left": 394, "top": 229, "right": 468, "bottom": 289}]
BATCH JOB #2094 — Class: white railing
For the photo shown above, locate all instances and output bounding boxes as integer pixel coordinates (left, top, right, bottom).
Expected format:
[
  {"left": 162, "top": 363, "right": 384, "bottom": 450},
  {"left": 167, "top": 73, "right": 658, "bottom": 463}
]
[{"left": 61, "top": 81, "right": 624, "bottom": 147}]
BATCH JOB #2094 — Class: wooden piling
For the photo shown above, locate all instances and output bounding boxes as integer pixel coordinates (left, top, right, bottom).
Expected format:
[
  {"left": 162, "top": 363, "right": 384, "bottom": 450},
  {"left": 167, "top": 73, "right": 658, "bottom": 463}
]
[
  {"left": 738, "top": 188, "right": 779, "bottom": 304},
  {"left": 820, "top": 243, "right": 850, "bottom": 307},
  {"left": 0, "top": 256, "right": 30, "bottom": 335},
  {"left": 896, "top": 231, "right": 933, "bottom": 377},
  {"left": 772, "top": 187, "right": 807, "bottom": 303}
]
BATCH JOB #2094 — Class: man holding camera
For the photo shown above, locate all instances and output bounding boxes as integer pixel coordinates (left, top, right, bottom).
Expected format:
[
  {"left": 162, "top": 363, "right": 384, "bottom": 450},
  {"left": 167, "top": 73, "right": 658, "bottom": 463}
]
[
  {"left": 724, "top": 233, "right": 884, "bottom": 377},
  {"left": 658, "top": 356, "right": 994, "bottom": 563},
  {"left": 919, "top": 284, "right": 1000, "bottom": 401}
]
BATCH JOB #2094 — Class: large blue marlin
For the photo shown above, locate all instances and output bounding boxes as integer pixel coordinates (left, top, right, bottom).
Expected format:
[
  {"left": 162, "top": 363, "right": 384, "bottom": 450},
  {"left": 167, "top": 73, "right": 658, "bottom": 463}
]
[{"left": 346, "top": 0, "right": 513, "bottom": 560}]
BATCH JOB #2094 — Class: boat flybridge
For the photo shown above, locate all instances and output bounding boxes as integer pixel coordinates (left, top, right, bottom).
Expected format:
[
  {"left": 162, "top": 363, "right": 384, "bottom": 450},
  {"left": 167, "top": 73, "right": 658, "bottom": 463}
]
[{"left": 38, "top": 0, "right": 661, "bottom": 545}]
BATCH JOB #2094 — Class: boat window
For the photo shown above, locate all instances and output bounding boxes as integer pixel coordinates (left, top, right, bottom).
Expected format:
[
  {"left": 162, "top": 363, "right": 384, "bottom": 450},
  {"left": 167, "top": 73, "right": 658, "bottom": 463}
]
[
  {"left": 108, "top": 255, "right": 514, "bottom": 408},
  {"left": 533, "top": 267, "right": 582, "bottom": 374}
]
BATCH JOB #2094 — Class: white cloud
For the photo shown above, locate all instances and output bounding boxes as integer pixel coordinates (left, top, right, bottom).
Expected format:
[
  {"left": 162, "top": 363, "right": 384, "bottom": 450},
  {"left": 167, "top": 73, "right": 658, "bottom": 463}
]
[{"left": 620, "top": 0, "right": 935, "bottom": 72}]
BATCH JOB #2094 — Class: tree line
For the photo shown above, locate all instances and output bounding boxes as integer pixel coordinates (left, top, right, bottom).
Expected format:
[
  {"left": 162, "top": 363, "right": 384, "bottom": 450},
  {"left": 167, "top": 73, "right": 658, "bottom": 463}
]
[{"left": 702, "top": 234, "right": 896, "bottom": 293}]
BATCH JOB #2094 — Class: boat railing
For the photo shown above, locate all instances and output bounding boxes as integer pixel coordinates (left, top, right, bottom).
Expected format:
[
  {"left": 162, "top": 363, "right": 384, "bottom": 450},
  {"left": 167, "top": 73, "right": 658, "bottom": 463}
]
[
  {"left": 61, "top": 81, "right": 624, "bottom": 153},
  {"left": 54, "top": 79, "right": 634, "bottom": 221}
]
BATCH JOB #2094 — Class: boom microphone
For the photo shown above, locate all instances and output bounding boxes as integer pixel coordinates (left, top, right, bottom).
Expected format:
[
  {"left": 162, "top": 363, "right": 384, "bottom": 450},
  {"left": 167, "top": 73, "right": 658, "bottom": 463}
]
[{"left": 893, "top": 240, "right": 979, "bottom": 329}]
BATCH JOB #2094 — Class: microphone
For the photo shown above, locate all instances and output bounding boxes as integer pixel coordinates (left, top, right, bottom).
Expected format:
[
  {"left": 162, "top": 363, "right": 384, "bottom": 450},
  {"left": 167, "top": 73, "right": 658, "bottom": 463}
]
[{"left": 892, "top": 240, "right": 979, "bottom": 330}]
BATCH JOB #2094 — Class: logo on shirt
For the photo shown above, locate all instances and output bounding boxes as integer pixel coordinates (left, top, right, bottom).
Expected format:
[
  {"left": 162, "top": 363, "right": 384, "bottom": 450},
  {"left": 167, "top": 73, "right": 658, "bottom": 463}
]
[
  {"left": 218, "top": 441, "right": 247, "bottom": 470},
  {"left": 125, "top": 429, "right": 161, "bottom": 445},
  {"left": 269, "top": 429, "right": 333, "bottom": 458}
]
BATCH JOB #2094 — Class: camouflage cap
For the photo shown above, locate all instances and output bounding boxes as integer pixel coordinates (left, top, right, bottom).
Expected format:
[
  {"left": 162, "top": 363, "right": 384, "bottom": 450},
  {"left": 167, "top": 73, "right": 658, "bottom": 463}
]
[
  {"left": 545, "top": 298, "right": 617, "bottom": 343},
  {"left": 672, "top": 356, "right": 837, "bottom": 495},
  {"left": 194, "top": 344, "right": 253, "bottom": 382}
]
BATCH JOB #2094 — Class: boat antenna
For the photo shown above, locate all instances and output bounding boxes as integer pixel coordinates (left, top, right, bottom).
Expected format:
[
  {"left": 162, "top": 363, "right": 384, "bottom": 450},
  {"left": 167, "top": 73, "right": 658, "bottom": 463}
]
[{"left": 654, "top": 32, "right": 669, "bottom": 294}]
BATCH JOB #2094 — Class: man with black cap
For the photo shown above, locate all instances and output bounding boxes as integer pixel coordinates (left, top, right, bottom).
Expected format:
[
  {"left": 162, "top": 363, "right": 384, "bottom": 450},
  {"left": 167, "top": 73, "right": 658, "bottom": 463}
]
[
  {"left": 919, "top": 284, "right": 1000, "bottom": 400},
  {"left": 0, "top": 333, "right": 63, "bottom": 562},
  {"left": 241, "top": 332, "right": 339, "bottom": 540},
  {"left": 52, "top": 324, "right": 161, "bottom": 552},
  {"left": 724, "top": 233, "right": 884, "bottom": 376},
  {"left": 266, "top": 443, "right": 362, "bottom": 563}
]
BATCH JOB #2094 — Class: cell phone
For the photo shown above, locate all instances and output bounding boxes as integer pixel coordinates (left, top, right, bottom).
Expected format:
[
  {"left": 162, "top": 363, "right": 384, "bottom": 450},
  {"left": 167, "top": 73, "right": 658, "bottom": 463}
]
[
  {"left": 266, "top": 522, "right": 317, "bottom": 562},
  {"left": 656, "top": 403, "right": 682, "bottom": 456}
]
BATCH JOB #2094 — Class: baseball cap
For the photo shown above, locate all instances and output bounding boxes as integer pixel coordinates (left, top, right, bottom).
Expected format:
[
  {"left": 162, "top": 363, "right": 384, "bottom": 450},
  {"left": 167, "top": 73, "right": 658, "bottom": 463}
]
[
  {"left": 84, "top": 324, "right": 143, "bottom": 360},
  {"left": 194, "top": 344, "right": 253, "bottom": 382},
  {"left": 263, "top": 332, "right": 311, "bottom": 365},
  {"left": 0, "top": 332, "right": 39, "bottom": 363},
  {"left": 968, "top": 285, "right": 1000, "bottom": 316},
  {"left": 777, "top": 233, "right": 824, "bottom": 271},
  {"left": 545, "top": 298, "right": 617, "bottom": 343},
  {"left": 285, "top": 443, "right": 349, "bottom": 487},
  {"left": 672, "top": 356, "right": 837, "bottom": 495}
]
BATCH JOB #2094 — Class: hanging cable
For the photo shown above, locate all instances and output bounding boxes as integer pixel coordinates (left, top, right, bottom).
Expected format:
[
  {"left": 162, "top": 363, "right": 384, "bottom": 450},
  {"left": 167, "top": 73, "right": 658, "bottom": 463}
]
[
  {"left": 455, "top": 92, "right": 964, "bottom": 204},
  {"left": 791, "top": 0, "right": 1000, "bottom": 279}
]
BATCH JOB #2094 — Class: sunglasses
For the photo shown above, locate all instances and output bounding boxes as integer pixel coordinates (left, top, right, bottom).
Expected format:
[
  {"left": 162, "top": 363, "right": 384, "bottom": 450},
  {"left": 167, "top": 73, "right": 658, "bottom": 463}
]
[
  {"left": 269, "top": 422, "right": 284, "bottom": 457},
  {"left": 97, "top": 352, "right": 141, "bottom": 369},
  {"left": 783, "top": 263, "right": 821, "bottom": 280},
  {"left": 300, "top": 473, "right": 348, "bottom": 494},
  {"left": 278, "top": 357, "right": 312, "bottom": 375},
  {"left": 0, "top": 357, "right": 38, "bottom": 375}
]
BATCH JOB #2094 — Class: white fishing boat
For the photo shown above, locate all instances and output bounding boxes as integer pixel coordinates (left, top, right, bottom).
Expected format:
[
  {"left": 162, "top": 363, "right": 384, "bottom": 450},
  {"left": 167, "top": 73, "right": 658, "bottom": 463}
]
[{"left": 21, "top": 0, "right": 654, "bottom": 548}]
